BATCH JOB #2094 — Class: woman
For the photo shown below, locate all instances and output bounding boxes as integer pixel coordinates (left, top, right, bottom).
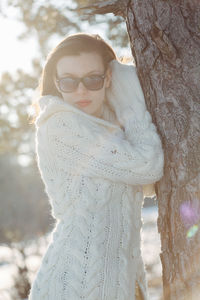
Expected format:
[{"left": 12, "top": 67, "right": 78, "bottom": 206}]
[{"left": 28, "top": 33, "right": 164, "bottom": 300}]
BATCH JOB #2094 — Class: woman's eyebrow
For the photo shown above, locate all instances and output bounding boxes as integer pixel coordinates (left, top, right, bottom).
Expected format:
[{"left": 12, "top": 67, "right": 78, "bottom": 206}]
[{"left": 59, "top": 70, "right": 104, "bottom": 77}]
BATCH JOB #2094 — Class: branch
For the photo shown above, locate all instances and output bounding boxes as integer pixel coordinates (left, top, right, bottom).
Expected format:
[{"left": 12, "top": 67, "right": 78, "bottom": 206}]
[{"left": 76, "top": 0, "right": 129, "bottom": 18}]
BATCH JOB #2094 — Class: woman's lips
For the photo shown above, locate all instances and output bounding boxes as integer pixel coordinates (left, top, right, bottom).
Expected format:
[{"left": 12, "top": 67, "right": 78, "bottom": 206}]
[{"left": 76, "top": 101, "right": 92, "bottom": 107}]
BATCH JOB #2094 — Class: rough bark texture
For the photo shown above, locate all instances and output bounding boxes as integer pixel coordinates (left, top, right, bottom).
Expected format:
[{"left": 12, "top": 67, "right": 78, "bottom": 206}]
[
  {"left": 125, "top": 2, "right": 200, "bottom": 299},
  {"left": 81, "top": 1, "right": 200, "bottom": 299}
]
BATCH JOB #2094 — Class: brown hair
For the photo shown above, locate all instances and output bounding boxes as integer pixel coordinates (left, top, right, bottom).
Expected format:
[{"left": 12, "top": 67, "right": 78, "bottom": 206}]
[{"left": 29, "top": 33, "right": 117, "bottom": 124}]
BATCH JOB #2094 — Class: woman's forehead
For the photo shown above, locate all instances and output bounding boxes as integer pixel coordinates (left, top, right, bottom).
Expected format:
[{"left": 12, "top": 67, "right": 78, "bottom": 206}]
[{"left": 56, "top": 52, "right": 105, "bottom": 77}]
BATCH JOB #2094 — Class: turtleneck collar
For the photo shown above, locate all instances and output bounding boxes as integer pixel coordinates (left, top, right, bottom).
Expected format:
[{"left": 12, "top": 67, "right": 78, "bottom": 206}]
[{"left": 36, "top": 94, "right": 122, "bottom": 130}]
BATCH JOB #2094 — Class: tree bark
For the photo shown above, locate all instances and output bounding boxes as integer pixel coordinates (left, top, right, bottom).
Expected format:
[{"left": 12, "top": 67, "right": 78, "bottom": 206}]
[{"left": 80, "top": 1, "right": 200, "bottom": 299}]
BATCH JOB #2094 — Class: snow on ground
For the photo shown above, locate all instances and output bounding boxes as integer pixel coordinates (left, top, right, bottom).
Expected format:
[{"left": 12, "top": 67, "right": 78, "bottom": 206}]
[{"left": 0, "top": 205, "right": 163, "bottom": 300}]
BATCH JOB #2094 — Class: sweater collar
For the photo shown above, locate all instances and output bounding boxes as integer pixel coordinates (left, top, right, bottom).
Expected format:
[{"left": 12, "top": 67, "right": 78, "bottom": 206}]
[{"left": 36, "top": 94, "right": 121, "bottom": 130}]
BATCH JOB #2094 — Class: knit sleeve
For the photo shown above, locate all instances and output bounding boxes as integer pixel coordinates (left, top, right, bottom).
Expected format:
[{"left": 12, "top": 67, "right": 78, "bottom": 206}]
[
  {"left": 106, "top": 60, "right": 164, "bottom": 194},
  {"left": 121, "top": 109, "right": 163, "bottom": 196},
  {"left": 44, "top": 110, "right": 164, "bottom": 186}
]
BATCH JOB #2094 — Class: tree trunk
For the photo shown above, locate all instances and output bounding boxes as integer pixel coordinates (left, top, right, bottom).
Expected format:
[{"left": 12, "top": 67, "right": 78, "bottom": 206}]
[
  {"left": 125, "top": 2, "right": 200, "bottom": 299},
  {"left": 80, "top": 1, "right": 200, "bottom": 299}
]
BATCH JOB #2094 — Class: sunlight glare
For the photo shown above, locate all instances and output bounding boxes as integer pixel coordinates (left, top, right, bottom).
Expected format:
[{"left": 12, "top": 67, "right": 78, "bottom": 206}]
[
  {"left": 187, "top": 225, "right": 199, "bottom": 238},
  {"left": 0, "top": 16, "right": 37, "bottom": 75}
]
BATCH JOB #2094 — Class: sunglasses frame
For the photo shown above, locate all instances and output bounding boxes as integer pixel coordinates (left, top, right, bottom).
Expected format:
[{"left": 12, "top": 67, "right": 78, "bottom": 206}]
[{"left": 56, "top": 73, "right": 107, "bottom": 93}]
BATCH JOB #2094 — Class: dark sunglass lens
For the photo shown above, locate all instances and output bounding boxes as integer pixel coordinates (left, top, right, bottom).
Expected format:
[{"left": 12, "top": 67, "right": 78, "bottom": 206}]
[
  {"left": 59, "top": 78, "right": 77, "bottom": 92},
  {"left": 84, "top": 76, "right": 104, "bottom": 90}
]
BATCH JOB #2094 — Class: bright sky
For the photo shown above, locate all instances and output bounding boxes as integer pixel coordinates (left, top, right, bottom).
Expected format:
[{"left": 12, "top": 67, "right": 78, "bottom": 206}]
[
  {"left": 0, "top": 15, "right": 37, "bottom": 75},
  {"left": 0, "top": 2, "right": 132, "bottom": 77}
]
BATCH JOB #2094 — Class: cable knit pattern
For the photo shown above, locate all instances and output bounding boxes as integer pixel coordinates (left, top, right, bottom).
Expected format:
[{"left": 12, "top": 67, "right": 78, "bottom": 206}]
[{"left": 28, "top": 60, "right": 164, "bottom": 300}]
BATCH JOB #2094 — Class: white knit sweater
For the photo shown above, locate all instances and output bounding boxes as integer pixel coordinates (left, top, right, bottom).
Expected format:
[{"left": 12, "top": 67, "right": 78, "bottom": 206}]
[{"left": 28, "top": 60, "right": 164, "bottom": 300}]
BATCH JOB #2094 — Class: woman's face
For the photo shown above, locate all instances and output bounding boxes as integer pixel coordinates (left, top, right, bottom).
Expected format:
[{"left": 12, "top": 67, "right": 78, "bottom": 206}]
[{"left": 54, "top": 52, "right": 112, "bottom": 118}]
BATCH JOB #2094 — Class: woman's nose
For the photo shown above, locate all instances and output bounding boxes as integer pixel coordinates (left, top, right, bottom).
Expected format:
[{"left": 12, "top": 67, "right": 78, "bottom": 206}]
[{"left": 76, "top": 81, "right": 88, "bottom": 93}]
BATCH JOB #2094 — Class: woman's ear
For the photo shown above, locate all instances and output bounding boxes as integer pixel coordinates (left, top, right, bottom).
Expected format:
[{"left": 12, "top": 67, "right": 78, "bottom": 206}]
[{"left": 105, "top": 66, "right": 112, "bottom": 88}]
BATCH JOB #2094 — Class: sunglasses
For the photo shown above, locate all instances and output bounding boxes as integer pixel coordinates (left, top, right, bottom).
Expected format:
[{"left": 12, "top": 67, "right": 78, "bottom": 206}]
[{"left": 56, "top": 73, "right": 106, "bottom": 93}]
